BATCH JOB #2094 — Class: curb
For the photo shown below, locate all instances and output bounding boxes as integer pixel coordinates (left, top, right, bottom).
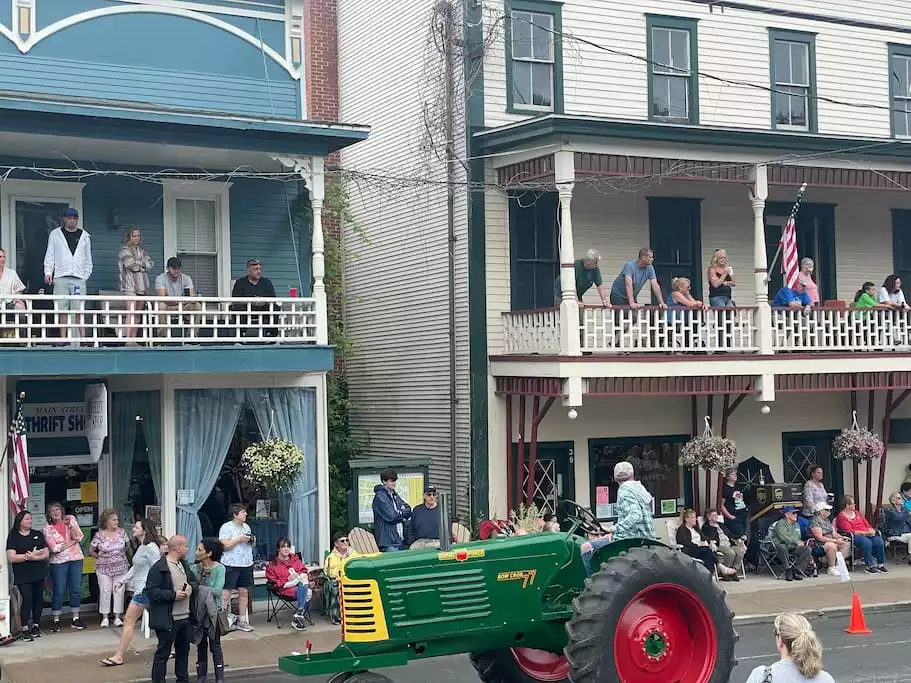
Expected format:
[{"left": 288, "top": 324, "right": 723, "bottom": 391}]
[
  {"left": 732, "top": 599, "right": 911, "bottom": 626},
  {"left": 126, "top": 663, "right": 281, "bottom": 683}
]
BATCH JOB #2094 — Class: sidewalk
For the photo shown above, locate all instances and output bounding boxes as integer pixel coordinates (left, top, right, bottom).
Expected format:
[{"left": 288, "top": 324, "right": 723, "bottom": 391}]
[{"left": 2, "top": 564, "right": 909, "bottom": 683}]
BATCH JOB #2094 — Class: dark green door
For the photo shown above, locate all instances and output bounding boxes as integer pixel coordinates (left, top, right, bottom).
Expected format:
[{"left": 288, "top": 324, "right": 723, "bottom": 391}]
[
  {"left": 648, "top": 197, "right": 702, "bottom": 304},
  {"left": 511, "top": 441, "right": 575, "bottom": 520},
  {"left": 782, "top": 430, "right": 843, "bottom": 507},
  {"left": 765, "top": 202, "right": 837, "bottom": 302}
]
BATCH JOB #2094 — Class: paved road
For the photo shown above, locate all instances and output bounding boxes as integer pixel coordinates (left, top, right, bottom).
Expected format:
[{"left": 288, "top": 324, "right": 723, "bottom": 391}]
[{"left": 236, "top": 610, "right": 911, "bottom": 683}]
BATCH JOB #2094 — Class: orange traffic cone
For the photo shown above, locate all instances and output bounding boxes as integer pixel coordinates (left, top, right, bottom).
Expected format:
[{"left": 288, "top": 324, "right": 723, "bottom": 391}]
[{"left": 845, "top": 592, "right": 872, "bottom": 635}]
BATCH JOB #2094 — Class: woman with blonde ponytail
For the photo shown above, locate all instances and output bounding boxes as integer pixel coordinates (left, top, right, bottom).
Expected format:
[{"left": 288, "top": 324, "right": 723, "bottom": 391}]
[{"left": 746, "top": 612, "right": 834, "bottom": 682}]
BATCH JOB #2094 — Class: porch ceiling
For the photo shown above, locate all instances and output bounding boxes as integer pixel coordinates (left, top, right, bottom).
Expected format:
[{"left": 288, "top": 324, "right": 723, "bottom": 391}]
[
  {"left": 496, "top": 152, "right": 911, "bottom": 191},
  {"left": 0, "top": 90, "right": 370, "bottom": 169}
]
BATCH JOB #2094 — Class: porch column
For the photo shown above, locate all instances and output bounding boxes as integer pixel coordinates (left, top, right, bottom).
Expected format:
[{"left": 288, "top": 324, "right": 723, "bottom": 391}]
[
  {"left": 309, "top": 156, "right": 329, "bottom": 346},
  {"left": 160, "top": 376, "right": 177, "bottom": 538},
  {"left": 0, "top": 377, "right": 8, "bottom": 637},
  {"left": 555, "top": 149, "right": 580, "bottom": 357},
  {"left": 316, "top": 373, "right": 331, "bottom": 553},
  {"left": 751, "top": 163, "right": 773, "bottom": 355}
]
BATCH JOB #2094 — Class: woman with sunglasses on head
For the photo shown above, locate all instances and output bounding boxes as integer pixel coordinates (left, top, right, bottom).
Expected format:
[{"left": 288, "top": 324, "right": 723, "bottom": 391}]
[
  {"left": 324, "top": 532, "right": 359, "bottom": 625},
  {"left": 746, "top": 612, "right": 833, "bottom": 682}
]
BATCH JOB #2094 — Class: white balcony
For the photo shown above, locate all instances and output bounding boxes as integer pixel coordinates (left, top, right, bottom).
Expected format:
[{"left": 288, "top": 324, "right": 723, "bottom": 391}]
[
  {"left": 499, "top": 306, "right": 911, "bottom": 356},
  {"left": 771, "top": 307, "right": 911, "bottom": 352},
  {"left": 0, "top": 294, "right": 319, "bottom": 347}
]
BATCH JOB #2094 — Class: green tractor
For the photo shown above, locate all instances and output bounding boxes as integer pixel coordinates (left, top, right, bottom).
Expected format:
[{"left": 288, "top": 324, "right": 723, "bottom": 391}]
[{"left": 279, "top": 500, "right": 737, "bottom": 683}]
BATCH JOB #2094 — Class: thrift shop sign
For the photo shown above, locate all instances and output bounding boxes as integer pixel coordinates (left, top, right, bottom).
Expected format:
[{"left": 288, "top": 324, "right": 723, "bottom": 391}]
[{"left": 22, "top": 402, "right": 86, "bottom": 438}]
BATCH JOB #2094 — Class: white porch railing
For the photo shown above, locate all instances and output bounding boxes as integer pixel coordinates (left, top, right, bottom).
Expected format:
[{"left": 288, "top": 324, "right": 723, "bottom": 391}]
[
  {"left": 502, "top": 308, "right": 562, "bottom": 354},
  {"left": 771, "top": 307, "right": 911, "bottom": 352},
  {"left": 582, "top": 306, "right": 759, "bottom": 353},
  {"left": 0, "top": 294, "right": 319, "bottom": 347}
]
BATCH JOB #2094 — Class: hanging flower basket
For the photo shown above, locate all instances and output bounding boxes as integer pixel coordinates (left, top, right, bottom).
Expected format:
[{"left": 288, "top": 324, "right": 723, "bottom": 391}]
[
  {"left": 833, "top": 412, "right": 884, "bottom": 462},
  {"left": 241, "top": 438, "right": 305, "bottom": 494},
  {"left": 680, "top": 417, "right": 738, "bottom": 471}
]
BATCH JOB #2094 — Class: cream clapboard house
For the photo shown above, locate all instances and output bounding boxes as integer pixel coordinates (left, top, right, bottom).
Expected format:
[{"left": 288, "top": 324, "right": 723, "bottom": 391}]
[{"left": 339, "top": 0, "right": 911, "bottom": 528}]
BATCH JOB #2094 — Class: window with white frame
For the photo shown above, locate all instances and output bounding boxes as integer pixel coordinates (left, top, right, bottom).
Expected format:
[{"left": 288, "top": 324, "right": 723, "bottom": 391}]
[
  {"left": 771, "top": 35, "right": 814, "bottom": 131},
  {"left": 891, "top": 50, "right": 911, "bottom": 138},
  {"left": 650, "top": 26, "right": 694, "bottom": 121},
  {"left": 163, "top": 181, "right": 231, "bottom": 297},
  {"left": 510, "top": 9, "right": 555, "bottom": 110}
]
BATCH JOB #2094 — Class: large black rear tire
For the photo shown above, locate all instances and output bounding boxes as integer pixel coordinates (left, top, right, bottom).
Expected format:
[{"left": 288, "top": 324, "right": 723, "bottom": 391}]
[
  {"left": 471, "top": 648, "right": 570, "bottom": 683},
  {"left": 564, "top": 546, "right": 737, "bottom": 683}
]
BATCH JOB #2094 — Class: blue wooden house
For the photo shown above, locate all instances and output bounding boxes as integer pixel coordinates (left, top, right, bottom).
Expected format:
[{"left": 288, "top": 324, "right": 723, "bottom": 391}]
[{"left": 0, "top": 0, "right": 368, "bottom": 626}]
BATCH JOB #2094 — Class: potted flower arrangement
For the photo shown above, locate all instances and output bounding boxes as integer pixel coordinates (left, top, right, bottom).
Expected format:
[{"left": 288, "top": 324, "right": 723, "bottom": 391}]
[
  {"left": 240, "top": 438, "right": 305, "bottom": 494},
  {"left": 833, "top": 414, "right": 884, "bottom": 462},
  {"left": 680, "top": 417, "right": 737, "bottom": 471}
]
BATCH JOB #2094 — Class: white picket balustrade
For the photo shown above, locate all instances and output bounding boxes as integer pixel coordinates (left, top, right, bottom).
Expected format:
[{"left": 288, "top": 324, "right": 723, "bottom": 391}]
[{"left": 0, "top": 294, "right": 319, "bottom": 347}]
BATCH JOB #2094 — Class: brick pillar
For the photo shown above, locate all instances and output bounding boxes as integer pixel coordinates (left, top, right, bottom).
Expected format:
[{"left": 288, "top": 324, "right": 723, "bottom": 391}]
[{"left": 303, "top": 0, "right": 343, "bottom": 371}]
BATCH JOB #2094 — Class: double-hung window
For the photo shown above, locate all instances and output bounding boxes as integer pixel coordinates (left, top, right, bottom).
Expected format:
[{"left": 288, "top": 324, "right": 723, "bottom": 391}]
[
  {"left": 506, "top": 0, "right": 563, "bottom": 113},
  {"left": 647, "top": 16, "right": 699, "bottom": 123},
  {"left": 770, "top": 29, "right": 816, "bottom": 132},
  {"left": 890, "top": 45, "right": 911, "bottom": 138}
]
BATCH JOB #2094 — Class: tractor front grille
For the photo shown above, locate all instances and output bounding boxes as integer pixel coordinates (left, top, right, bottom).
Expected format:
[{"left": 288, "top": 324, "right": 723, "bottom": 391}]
[
  {"left": 340, "top": 576, "right": 389, "bottom": 642},
  {"left": 384, "top": 567, "right": 491, "bottom": 626}
]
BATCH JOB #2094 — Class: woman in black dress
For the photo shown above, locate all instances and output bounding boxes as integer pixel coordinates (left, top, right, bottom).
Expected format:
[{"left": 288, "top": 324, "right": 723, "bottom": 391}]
[{"left": 6, "top": 510, "right": 50, "bottom": 640}]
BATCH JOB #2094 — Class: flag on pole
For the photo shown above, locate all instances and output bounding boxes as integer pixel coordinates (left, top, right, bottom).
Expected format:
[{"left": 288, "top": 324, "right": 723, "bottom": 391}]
[
  {"left": 780, "top": 183, "right": 808, "bottom": 289},
  {"left": 9, "top": 397, "right": 29, "bottom": 514}
]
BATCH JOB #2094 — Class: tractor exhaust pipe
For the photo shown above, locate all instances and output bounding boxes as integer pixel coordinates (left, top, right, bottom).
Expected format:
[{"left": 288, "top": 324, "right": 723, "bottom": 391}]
[{"left": 438, "top": 491, "right": 452, "bottom": 551}]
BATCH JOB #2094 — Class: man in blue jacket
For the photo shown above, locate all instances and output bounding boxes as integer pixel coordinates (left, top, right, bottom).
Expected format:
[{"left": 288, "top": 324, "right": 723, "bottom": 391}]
[{"left": 372, "top": 469, "right": 412, "bottom": 551}]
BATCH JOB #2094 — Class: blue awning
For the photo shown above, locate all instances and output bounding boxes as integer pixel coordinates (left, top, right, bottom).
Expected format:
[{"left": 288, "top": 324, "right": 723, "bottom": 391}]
[{"left": 0, "top": 90, "right": 369, "bottom": 157}]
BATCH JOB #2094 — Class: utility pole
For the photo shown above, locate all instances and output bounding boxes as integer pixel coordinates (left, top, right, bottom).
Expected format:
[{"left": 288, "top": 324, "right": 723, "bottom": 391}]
[{"left": 439, "top": 0, "right": 459, "bottom": 519}]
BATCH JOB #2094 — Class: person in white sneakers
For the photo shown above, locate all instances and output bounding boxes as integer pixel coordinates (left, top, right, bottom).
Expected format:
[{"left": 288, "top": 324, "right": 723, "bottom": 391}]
[
  {"left": 43, "top": 207, "right": 93, "bottom": 340},
  {"left": 807, "top": 501, "right": 850, "bottom": 577},
  {"left": 218, "top": 504, "right": 255, "bottom": 632}
]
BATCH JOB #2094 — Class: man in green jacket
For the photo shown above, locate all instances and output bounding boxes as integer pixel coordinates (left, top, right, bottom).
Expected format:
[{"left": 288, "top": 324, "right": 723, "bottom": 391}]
[{"left": 773, "top": 506, "right": 812, "bottom": 581}]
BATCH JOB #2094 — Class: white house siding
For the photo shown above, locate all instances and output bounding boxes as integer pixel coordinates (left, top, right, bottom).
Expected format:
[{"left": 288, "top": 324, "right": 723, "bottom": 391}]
[
  {"left": 488, "top": 391, "right": 909, "bottom": 528},
  {"left": 337, "top": 0, "right": 472, "bottom": 514},
  {"left": 483, "top": 0, "right": 903, "bottom": 137},
  {"left": 484, "top": 177, "right": 908, "bottom": 342}
]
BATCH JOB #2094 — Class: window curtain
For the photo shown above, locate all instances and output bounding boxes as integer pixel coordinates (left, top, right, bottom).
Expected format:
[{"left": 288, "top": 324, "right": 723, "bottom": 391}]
[
  {"left": 176, "top": 389, "right": 244, "bottom": 551},
  {"left": 245, "top": 388, "right": 318, "bottom": 562},
  {"left": 110, "top": 394, "right": 139, "bottom": 525},
  {"left": 134, "top": 391, "right": 162, "bottom": 502}
]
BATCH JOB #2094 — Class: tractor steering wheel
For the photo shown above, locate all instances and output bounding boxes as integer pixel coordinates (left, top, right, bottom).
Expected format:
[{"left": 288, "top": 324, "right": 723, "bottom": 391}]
[{"left": 561, "top": 500, "right": 606, "bottom": 536}]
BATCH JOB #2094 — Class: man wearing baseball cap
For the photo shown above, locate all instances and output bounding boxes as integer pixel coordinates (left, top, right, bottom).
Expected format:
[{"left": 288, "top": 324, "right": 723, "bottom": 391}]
[
  {"left": 772, "top": 506, "right": 812, "bottom": 581},
  {"left": 43, "top": 206, "right": 93, "bottom": 340},
  {"left": 230, "top": 259, "right": 277, "bottom": 337},
  {"left": 409, "top": 486, "right": 441, "bottom": 548}
]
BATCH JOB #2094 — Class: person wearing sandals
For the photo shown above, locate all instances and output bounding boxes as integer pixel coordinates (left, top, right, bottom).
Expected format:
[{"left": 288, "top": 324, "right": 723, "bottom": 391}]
[
  {"left": 101, "top": 519, "right": 166, "bottom": 668},
  {"left": 43, "top": 502, "right": 86, "bottom": 631},
  {"left": 195, "top": 538, "right": 226, "bottom": 683},
  {"left": 745, "top": 612, "right": 834, "bottom": 682},
  {"left": 89, "top": 508, "right": 130, "bottom": 628}
]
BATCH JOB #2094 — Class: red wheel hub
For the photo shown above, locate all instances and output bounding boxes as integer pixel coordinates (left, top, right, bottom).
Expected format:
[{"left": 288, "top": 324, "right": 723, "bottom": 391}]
[
  {"left": 612, "top": 583, "right": 717, "bottom": 683},
  {"left": 510, "top": 648, "right": 570, "bottom": 681}
]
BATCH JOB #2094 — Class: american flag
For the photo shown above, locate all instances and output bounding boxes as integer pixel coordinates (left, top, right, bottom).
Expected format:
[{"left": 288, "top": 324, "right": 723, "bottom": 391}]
[
  {"left": 9, "top": 398, "right": 29, "bottom": 514},
  {"left": 780, "top": 183, "right": 808, "bottom": 289}
]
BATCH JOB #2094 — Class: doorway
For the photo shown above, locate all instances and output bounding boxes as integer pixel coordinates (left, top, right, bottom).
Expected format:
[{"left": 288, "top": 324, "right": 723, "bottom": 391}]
[
  {"left": 1, "top": 180, "right": 83, "bottom": 293},
  {"left": 648, "top": 197, "right": 703, "bottom": 304},
  {"left": 781, "top": 430, "right": 843, "bottom": 507},
  {"left": 764, "top": 202, "right": 836, "bottom": 303},
  {"left": 511, "top": 441, "right": 575, "bottom": 521}
]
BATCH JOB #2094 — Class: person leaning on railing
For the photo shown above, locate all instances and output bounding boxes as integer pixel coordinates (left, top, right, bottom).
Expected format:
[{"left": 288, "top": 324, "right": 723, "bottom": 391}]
[
  {"left": 706, "top": 248, "right": 735, "bottom": 308},
  {"left": 0, "top": 247, "right": 25, "bottom": 338},
  {"left": 154, "top": 257, "right": 201, "bottom": 338},
  {"left": 230, "top": 259, "right": 278, "bottom": 338}
]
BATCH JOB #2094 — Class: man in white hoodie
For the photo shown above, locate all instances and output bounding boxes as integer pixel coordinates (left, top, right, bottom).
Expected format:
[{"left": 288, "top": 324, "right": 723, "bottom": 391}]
[{"left": 44, "top": 207, "right": 93, "bottom": 340}]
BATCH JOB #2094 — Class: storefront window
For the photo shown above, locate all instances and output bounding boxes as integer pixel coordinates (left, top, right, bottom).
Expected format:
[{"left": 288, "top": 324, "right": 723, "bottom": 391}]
[
  {"left": 29, "top": 463, "right": 101, "bottom": 608},
  {"left": 589, "top": 435, "right": 687, "bottom": 520}
]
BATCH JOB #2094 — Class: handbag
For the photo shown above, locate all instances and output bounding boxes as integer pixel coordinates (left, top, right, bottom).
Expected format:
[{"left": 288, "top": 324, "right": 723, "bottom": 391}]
[{"left": 216, "top": 608, "right": 231, "bottom": 636}]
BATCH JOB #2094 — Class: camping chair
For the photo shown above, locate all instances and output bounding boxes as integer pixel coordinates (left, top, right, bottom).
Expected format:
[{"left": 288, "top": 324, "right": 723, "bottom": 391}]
[
  {"left": 348, "top": 527, "right": 380, "bottom": 554},
  {"left": 757, "top": 519, "right": 789, "bottom": 579},
  {"left": 878, "top": 507, "right": 910, "bottom": 563},
  {"left": 266, "top": 582, "right": 312, "bottom": 630}
]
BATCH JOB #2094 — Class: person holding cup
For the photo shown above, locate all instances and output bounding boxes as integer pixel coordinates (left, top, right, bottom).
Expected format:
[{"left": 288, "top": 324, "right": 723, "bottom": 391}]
[
  {"left": 707, "top": 248, "right": 736, "bottom": 308},
  {"left": 218, "top": 504, "right": 255, "bottom": 632},
  {"left": 43, "top": 502, "right": 86, "bottom": 631}
]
